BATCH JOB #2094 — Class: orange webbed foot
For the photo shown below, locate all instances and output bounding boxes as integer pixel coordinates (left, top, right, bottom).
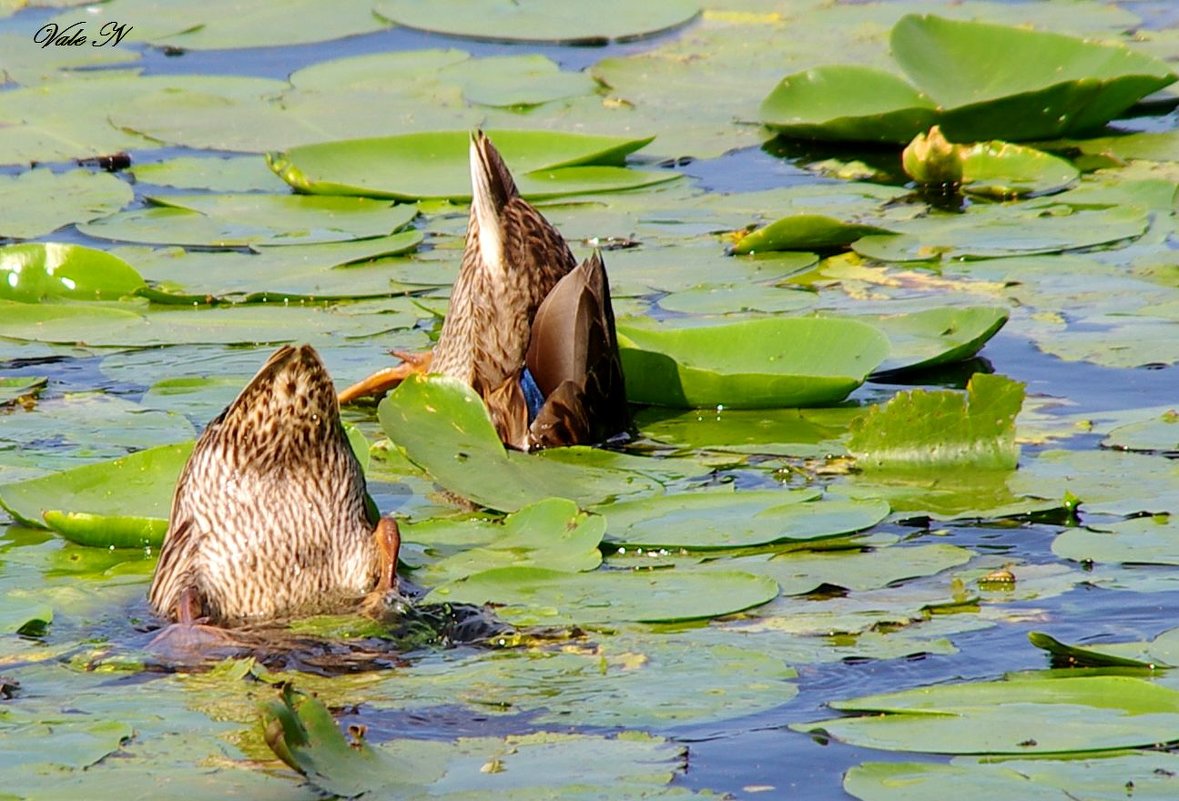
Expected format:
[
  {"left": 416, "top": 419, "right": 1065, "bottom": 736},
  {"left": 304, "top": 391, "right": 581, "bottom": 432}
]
[{"left": 337, "top": 351, "right": 434, "bottom": 404}]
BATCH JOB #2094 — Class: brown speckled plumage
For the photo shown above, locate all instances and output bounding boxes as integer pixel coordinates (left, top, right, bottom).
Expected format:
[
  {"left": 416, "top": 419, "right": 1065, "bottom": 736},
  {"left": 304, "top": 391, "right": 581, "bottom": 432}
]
[
  {"left": 430, "top": 131, "right": 630, "bottom": 450},
  {"left": 148, "top": 344, "right": 382, "bottom": 626}
]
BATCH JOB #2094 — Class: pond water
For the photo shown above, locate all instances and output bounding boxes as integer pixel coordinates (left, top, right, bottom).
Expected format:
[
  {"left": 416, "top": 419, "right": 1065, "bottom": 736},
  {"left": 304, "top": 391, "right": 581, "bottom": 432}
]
[{"left": 3, "top": 1, "right": 1179, "bottom": 799}]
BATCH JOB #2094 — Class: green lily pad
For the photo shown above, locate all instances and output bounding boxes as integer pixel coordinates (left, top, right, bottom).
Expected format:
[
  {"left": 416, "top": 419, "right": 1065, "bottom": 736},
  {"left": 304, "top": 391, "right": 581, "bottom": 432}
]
[
  {"left": 411, "top": 498, "right": 605, "bottom": 584},
  {"left": 865, "top": 306, "right": 1009, "bottom": 375},
  {"left": 41, "top": 511, "right": 167, "bottom": 550},
  {"left": 597, "top": 490, "right": 888, "bottom": 550},
  {"left": 428, "top": 565, "right": 779, "bottom": 625},
  {"left": 849, "top": 373, "right": 1024, "bottom": 470},
  {"left": 267, "top": 130, "right": 672, "bottom": 200},
  {"left": 845, "top": 753, "right": 1179, "bottom": 801},
  {"left": 733, "top": 214, "right": 897, "bottom": 255},
  {"left": 635, "top": 405, "right": 858, "bottom": 457},
  {"left": 381, "top": 631, "right": 799, "bottom": 729},
  {"left": 0, "top": 299, "right": 414, "bottom": 347},
  {"left": 130, "top": 156, "right": 290, "bottom": 192},
  {"left": 79, "top": 194, "right": 418, "bottom": 248},
  {"left": 262, "top": 685, "right": 700, "bottom": 799},
  {"left": 48, "top": 0, "right": 392, "bottom": 50},
  {"left": 893, "top": 14, "right": 1176, "bottom": 140},
  {"left": 617, "top": 317, "right": 890, "bottom": 408},
  {"left": 761, "top": 64, "right": 940, "bottom": 144},
  {"left": 796, "top": 674, "right": 1179, "bottom": 754},
  {"left": 123, "top": 231, "right": 426, "bottom": 303},
  {"left": 1028, "top": 628, "right": 1179, "bottom": 670},
  {"left": 0, "top": 170, "right": 133, "bottom": 240},
  {"left": 1053, "top": 515, "right": 1179, "bottom": 567},
  {"left": 0, "top": 244, "right": 145, "bottom": 302},
  {"left": 0, "top": 441, "right": 191, "bottom": 531},
  {"left": 1104, "top": 410, "right": 1179, "bottom": 455},
  {"left": 378, "top": 375, "right": 660, "bottom": 512},
  {"left": 854, "top": 203, "right": 1150, "bottom": 262},
  {"left": 0, "top": 377, "right": 46, "bottom": 406},
  {"left": 762, "top": 15, "right": 1176, "bottom": 143},
  {"left": 958, "top": 140, "right": 1080, "bottom": 198},
  {"left": 372, "top": 0, "right": 699, "bottom": 44}
]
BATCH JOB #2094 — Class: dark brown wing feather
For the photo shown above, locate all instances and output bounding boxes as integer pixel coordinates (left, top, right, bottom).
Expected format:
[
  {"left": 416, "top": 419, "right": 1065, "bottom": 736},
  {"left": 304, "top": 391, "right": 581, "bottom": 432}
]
[{"left": 526, "top": 251, "right": 629, "bottom": 448}]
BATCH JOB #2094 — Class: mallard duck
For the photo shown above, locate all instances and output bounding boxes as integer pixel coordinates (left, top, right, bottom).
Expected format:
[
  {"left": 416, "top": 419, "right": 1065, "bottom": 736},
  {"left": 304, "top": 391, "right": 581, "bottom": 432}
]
[
  {"left": 338, "top": 130, "right": 629, "bottom": 451},
  {"left": 148, "top": 344, "right": 399, "bottom": 627}
]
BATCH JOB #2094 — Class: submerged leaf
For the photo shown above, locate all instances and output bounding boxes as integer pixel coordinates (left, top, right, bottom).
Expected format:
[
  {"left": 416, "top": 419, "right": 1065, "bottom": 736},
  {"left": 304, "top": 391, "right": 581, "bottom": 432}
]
[{"left": 849, "top": 373, "right": 1024, "bottom": 469}]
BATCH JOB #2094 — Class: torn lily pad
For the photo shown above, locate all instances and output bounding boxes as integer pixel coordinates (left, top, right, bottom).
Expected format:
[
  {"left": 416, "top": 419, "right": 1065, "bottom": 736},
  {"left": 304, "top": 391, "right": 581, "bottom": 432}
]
[
  {"left": 849, "top": 373, "right": 1024, "bottom": 470},
  {"left": 617, "top": 317, "right": 890, "bottom": 408}
]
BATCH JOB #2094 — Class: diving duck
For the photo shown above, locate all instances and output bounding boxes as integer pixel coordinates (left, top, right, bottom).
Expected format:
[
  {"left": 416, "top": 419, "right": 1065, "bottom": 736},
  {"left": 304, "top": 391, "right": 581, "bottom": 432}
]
[
  {"left": 148, "top": 344, "right": 399, "bottom": 627},
  {"left": 338, "top": 130, "right": 630, "bottom": 451}
]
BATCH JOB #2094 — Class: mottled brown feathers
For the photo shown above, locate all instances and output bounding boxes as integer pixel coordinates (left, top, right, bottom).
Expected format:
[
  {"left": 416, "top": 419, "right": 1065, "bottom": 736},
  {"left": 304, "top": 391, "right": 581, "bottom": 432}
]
[
  {"left": 148, "top": 344, "right": 382, "bottom": 626},
  {"left": 432, "top": 131, "right": 630, "bottom": 450}
]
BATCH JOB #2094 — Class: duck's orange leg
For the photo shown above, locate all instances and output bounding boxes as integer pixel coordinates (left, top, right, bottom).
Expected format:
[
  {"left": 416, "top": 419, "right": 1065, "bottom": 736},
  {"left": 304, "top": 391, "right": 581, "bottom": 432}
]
[{"left": 337, "top": 351, "right": 434, "bottom": 404}]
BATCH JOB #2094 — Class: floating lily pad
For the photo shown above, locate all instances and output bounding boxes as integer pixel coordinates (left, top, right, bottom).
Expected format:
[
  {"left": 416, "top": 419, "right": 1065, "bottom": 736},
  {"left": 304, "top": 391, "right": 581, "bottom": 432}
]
[
  {"left": 866, "top": 306, "right": 1009, "bottom": 375},
  {"left": 732, "top": 214, "right": 897, "bottom": 255},
  {"left": 0, "top": 170, "right": 133, "bottom": 240},
  {"left": 853, "top": 204, "right": 1149, "bottom": 262},
  {"left": 0, "top": 376, "right": 46, "bottom": 406},
  {"left": 597, "top": 490, "right": 888, "bottom": 550},
  {"left": 123, "top": 231, "right": 426, "bottom": 303},
  {"left": 429, "top": 565, "right": 779, "bottom": 625},
  {"left": 761, "top": 65, "right": 939, "bottom": 144},
  {"left": 80, "top": 194, "right": 419, "bottom": 248},
  {"left": 412, "top": 498, "right": 605, "bottom": 584},
  {"left": 1053, "top": 515, "right": 1179, "bottom": 567},
  {"left": 268, "top": 130, "right": 672, "bottom": 200},
  {"left": 42, "top": 511, "right": 167, "bottom": 550},
  {"left": 1104, "top": 410, "right": 1179, "bottom": 455},
  {"left": 849, "top": 373, "right": 1024, "bottom": 469},
  {"left": 617, "top": 317, "right": 890, "bottom": 408},
  {"left": 382, "top": 631, "right": 799, "bottom": 728},
  {"left": 372, "top": 0, "right": 699, "bottom": 44},
  {"left": 49, "top": 0, "right": 392, "bottom": 50},
  {"left": 635, "top": 405, "right": 859, "bottom": 457},
  {"left": 762, "top": 15, "right": 1176, "bottom": 143},
  {"left": 262, "top": 685, "right": 700, "bottom": 799},
  {"left": 958, "top": 140, "right": 1079, "bottom": 198},
  {"left": 796, "top": 674, "right": 1179, "bottom": 754},
  {"left": 1028, "top": 628, "right": 1179, "bottom": 669},
  {"left": 845, "top": 753, "right": 1179, "bottom": 801},
  {"left": 130, "top": 156, "right": 289, "bottom": 192},
  {"left": 378, "top": 375, "right": 660, "bottom": 512},
  {"left": 0, "top": 441, "right": 191, "bottom": 532},
  {"left": 656, "top": 283, "right": 816, "bottom": 316},
  {"left": 0, "top": 244, "right": 145, "bottom": 302}
]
